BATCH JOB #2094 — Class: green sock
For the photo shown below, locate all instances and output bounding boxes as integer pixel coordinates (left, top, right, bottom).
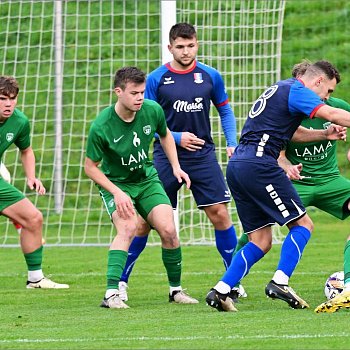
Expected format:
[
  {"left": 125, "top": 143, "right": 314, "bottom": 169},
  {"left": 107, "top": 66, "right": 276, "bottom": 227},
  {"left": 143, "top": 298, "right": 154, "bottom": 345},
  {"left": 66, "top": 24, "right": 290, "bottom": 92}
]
[
  {"left": 232, "top": 233, "right": 249, "bottom": 288},
  {"left": 162, "top": 247, "right": 182, "bottom": 287},
  {"left": 106, "top": 250, "right": 128, "bottom": 290},
  {"left": 234, "top": 233, "right": 249, "bottom": 255},
  {"left": 344, "top": 240, "right": 350, "bottom": 285},
  {"left": 24, "top": 246, "right": 43, "bottom": 271}
]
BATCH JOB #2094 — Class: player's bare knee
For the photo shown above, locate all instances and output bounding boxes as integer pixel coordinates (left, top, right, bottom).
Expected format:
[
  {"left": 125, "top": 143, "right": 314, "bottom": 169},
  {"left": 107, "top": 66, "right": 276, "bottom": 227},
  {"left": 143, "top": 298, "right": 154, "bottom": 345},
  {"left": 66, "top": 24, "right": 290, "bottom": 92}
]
[
  {"left": 158, "top": 227, "right": 179, "bottom": 248},
  {"left": 24, "top": 209, "right": 43, "bottom": 231}
]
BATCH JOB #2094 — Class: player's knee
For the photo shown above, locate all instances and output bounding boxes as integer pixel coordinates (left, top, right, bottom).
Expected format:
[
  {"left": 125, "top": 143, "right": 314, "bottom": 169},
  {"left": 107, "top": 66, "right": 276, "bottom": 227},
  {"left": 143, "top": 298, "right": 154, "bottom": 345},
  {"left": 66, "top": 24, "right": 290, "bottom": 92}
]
[
  {"left": 136, "top": 218, "right": 151, "bottom": 237},
  {"left": 24, "top": 209, "right": 43, "bottom": 231},
  {"left": 159, "top": 226, "right": 179, "bottom": 248}
]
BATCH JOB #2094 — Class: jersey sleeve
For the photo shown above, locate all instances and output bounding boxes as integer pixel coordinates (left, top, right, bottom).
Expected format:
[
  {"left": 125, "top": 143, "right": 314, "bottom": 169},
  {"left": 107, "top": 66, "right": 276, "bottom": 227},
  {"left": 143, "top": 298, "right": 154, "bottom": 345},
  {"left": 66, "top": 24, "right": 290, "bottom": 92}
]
[
  {"left": 288, "top": 81, "right": 325, "bottom": 118},
  {"left": 327, "top": 97, "right": 350, "bottom": 112},
  {"left": 145, "top": 73, "right": 159, "bottom": 101},
  {"left": 154, "top": 103, "right": 167, "bottom": 137},
  {"left": 14, "top": 116, "right": 31, "bottom": 150},
  {"left": 86, "top": 123, "right": 105, "bottom": 162},
  {"left": 209, "top": 69, "right": 230, "bottom": 107}
]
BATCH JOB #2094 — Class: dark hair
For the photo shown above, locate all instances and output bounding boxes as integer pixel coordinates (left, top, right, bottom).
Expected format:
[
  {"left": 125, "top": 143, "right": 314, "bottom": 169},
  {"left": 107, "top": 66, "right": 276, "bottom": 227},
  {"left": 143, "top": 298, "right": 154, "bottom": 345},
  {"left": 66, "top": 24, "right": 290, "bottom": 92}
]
[
  {"left": 0, "top": 76, "right": 19, "bottom": 97},
  {"left": 113, "top": 67, "right": 146, "bottom": 89},
  {"left": 305, "top": 60, "right": 341, "bottom": 83},
  {"left": 169, "top": 22, "right": 197, "bottom": 43},
  {"left": 291, "top": 60, "right": 312, "bottom": 78}
]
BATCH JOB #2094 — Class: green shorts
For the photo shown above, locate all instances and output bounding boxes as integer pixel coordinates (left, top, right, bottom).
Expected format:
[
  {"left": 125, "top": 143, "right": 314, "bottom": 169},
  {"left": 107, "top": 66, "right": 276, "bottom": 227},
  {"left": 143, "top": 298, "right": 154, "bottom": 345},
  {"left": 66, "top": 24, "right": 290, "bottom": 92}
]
[
  {"left": 98, "top": 174, "right": 171, "bottom": 221},
  {"left": 0, "top": 178, "right": 25, "bottom": 212},
  {"left": 292, "top": 175, "right": 350, "bottom": 220}
]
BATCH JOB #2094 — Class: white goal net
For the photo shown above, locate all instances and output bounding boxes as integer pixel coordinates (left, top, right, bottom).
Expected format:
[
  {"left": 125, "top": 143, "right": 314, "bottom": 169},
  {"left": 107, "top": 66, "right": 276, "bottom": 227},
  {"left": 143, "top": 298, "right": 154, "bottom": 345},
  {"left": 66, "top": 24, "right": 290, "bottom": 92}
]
[{"left": 0, "top": 0, "right": 286, "bottom": 246}]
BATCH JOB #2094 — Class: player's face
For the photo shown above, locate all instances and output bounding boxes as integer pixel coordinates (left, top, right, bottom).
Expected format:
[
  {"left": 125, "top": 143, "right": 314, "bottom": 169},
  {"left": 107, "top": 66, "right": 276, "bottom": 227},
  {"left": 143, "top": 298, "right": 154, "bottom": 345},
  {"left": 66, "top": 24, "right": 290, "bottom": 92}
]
[
  {"left": 312, "top": 75, "right": 337, "bottom": 101},
  {"left": 168, "top": 36, "right": 199, "bottom": 69},
  {"left": 0, "top": 94, "right": 17, "bottom": 122},
  {"left": 115, "top": 82, "right": 145, "bottom": 112}
]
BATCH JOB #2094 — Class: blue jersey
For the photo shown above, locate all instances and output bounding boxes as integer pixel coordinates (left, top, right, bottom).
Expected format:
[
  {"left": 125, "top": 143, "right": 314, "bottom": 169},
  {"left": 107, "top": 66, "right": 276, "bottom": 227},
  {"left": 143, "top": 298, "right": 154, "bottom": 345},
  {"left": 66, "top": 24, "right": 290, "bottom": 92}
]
[
  {"left": 145, "top": 61, "right": 234, "bottom": 161},
  {"left": 233, "top": 78, "right": 325, "bottom": 163}
]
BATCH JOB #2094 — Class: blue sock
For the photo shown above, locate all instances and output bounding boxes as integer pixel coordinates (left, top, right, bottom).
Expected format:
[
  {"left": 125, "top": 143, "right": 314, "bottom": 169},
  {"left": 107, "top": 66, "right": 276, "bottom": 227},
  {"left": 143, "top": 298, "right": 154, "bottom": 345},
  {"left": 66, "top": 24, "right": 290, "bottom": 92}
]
[
  {"left": 222, "top": 242, "right": 264, "bottom": 288},
  {"left": 120, "top": 235, "right": 148, "bottom": 283},
  {"left": 215, "top": 226, "right": 237, "bottom": 270},
  {"left": 277, "top": 226, "right": 311, "bottom": 277}
]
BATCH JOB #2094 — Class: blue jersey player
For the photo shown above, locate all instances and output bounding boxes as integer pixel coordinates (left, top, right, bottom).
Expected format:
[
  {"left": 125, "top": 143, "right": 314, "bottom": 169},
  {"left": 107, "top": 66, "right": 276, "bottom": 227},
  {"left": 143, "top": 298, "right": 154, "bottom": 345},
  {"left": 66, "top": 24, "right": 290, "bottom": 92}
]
[
  {"left": 118, "top": 23, "right": 238, "bottom": 302},
  {"left": 206, "top": 60, "right": 350, "bottom": 312}
]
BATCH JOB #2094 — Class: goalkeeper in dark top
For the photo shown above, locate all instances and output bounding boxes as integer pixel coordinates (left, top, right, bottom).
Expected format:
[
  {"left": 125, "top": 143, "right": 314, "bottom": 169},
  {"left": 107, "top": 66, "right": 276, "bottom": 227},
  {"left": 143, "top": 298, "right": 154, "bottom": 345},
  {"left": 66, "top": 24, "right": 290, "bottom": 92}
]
[
  {"left": 0, "top": 75, "right": 69, "bottom": 289},
  {"left": 85, "top": 66, "right": 198, "bottom": 309}
]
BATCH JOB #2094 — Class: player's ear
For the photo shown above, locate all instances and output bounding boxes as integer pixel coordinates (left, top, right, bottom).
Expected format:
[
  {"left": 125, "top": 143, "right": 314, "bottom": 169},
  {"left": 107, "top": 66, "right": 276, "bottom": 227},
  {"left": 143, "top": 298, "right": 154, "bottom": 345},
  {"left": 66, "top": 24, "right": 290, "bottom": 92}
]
[{"left": 114, "top": 87, "right": 122, "bottom": 97}]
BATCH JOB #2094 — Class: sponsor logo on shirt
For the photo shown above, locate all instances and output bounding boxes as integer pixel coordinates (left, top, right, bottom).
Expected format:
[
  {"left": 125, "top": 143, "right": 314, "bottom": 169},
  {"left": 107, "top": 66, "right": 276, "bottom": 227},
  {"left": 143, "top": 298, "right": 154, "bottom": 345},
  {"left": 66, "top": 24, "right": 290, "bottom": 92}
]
[
  {"left": 164, "top": 77, "right": 175, "bottom": 85},
  {"left": 173, "top": 97, "right": 204, "bottom": 113},
  {"left": 114, "top": 135, "right": 124, "bottom": 143}
]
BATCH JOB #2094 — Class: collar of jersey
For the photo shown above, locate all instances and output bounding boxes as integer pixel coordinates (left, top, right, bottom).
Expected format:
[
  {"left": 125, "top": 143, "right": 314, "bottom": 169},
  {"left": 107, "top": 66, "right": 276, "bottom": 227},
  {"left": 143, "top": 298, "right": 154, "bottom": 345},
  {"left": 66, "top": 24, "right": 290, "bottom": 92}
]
[{"left": 165, "top": 60, "right": 197, "bottom": 74}]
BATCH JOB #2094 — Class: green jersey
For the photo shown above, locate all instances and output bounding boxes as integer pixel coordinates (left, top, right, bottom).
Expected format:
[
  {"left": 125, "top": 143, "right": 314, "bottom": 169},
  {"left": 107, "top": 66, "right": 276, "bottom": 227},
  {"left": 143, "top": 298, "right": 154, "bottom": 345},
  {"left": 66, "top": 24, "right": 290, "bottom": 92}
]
[
  {"left": 286, "top": 97, "right": 350, "bottom": 182},
  {"left": 86, "top": 99, "right": 167, "bottom": 183},
  {"left": 0, "top": 108, "right": 31, "bottom": 160}
]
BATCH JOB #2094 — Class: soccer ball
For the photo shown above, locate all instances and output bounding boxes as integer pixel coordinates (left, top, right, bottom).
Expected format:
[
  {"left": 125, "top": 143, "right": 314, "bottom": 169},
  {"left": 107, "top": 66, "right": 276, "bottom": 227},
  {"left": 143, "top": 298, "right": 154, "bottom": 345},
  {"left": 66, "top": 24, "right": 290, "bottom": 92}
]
[{"left": 324, "top": 271, "right": 344, "bottom": 300}]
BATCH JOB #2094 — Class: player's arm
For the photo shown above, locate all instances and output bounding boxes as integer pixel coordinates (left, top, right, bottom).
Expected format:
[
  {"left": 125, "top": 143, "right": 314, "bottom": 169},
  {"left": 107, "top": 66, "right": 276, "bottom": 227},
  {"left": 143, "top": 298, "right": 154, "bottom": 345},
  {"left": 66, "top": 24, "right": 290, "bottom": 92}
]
[
  {"left": 277, "top": 150, "right": 303, "bottom": 180},
  {"left": 84, "top": 157, "right": 134, "bottom": 219},
  {"left": 154, "top": 131, "right": 205, "bottom": 151},
  {"left": 20, "top": 146, "right": 45, "bottom": 195},
  {"left": 315, "top": 105, "right": 350, "bottom": 127},
  {"left": 291, "top": 124, "right": 347, "bottom": 142},
  {"left": 217, "top": 103, "right": 237, "bottom": 158},
  {"left": 158, "top": 128, "right": 190, "bottom": 188}
]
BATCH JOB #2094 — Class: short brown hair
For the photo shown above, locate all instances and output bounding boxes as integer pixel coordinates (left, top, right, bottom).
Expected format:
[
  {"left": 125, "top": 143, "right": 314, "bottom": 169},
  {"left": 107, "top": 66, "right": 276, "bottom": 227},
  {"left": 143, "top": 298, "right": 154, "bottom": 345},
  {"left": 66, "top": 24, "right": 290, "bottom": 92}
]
[
  {"left": 113, "top": 67, "right": 146, "bottom": 90},
  {"left": 0, "top": 76, "right": 19, "bottom": 97},
  {"left": 169, "top": 23, "right": 197, "bottom": 44}
]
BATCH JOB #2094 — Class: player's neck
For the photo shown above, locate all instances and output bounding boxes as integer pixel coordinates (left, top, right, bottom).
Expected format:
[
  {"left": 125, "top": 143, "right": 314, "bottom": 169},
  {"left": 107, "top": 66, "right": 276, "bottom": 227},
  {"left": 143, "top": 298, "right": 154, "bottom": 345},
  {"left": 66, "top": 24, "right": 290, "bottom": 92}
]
[
  {"left": 114, "top": 103, "right": 135, "bottom": 123},
  {"left": 169, "top": 59, "right": 196, "bottom": 72}
]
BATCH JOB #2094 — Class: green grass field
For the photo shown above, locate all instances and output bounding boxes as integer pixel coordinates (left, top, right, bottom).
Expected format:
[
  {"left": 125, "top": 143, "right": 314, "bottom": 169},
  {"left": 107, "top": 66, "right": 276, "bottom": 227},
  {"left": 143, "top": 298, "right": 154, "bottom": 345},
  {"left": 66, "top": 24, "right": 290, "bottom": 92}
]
[{"left": 1, "top": 210, "right": 349, "bottom": 349}]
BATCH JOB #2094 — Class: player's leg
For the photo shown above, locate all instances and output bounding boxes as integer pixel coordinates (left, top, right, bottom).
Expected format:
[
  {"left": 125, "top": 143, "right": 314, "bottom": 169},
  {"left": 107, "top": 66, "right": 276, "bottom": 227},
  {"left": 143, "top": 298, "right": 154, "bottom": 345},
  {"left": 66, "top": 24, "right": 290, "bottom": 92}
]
[
  {"left": 119, "top": 161, "right": 181, "bottom": 300},
  {"left": 98, "top": 186, "right": 140, "bottom": 309},
  {"left": 2, "top": 195, "right": 68, "bottom": 289},
  {"left": 187, "top": 159, "right": 237, "bottom": 269},
  {"left": 147, "top": 203, "right": 198, "bottom": 304},
  {"left": 206, "top": 161, "right": 272, "bottom": 311},
  {"left": 119, "top": 216, "right": 150, "bottom": 301}
]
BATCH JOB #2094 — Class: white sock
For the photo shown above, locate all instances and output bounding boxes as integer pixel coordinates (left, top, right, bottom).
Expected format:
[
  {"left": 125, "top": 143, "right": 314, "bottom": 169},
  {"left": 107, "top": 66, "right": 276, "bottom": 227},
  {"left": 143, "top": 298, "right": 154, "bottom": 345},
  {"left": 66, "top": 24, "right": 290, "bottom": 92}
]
[
  {"left": 105, "top": 289, "right": 118, "bottom": 299},
  {"left": 28, "top": 269, "right": 44, "bottom": 282},
  {"left": 272, "top": 270, "right": 289, "bottom": 285},
  {"left": 170, "top": 286, "right": 182, "bottom": 294},
  {"left": 214, "top": 281, "right": 231, "bottom": 294}
]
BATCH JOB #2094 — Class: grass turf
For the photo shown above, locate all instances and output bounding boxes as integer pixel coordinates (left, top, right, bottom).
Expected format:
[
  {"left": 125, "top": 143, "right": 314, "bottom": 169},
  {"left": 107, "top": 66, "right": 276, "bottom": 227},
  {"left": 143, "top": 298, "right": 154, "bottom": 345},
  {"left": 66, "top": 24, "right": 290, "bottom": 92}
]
[{"left": 1, "top": 209, "right": 350, "bottom": 349}]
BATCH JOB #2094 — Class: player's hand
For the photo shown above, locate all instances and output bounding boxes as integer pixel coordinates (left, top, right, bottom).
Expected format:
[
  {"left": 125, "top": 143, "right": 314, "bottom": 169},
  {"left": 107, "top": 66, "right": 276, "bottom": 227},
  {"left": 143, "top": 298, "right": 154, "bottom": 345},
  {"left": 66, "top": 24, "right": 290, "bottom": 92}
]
[
  {"left": 173, "top": 167, "right": 191, "bottom": 189},
  {"left": 180, "top": 132, "right": 205, "bottom": 151},
  {"left": 325, "top": 124, "right": 347, "bottom": 141},
  {"left": 27, "top": 178, "right": 46, "bottom": 195},
  {"left": 226, "top": 146, "right": 235, "bottom": 158},
  {"left": 286, "top": 163, "right": 303, "bottom": 180},
  {"left": 113, "top": 190, "right": 135, "bottom": 220}
]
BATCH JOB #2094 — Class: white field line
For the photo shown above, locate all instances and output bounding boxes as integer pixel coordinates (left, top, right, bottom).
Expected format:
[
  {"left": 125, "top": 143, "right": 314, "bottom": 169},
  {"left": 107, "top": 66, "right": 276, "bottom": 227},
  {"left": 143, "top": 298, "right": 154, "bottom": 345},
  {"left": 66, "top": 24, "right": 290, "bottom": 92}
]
[
  {"left": 0, "top": 332, "right": 349, "bottom": 344},
  {"left": 0, "top": 270, "right": 334, "bottom": 278}
]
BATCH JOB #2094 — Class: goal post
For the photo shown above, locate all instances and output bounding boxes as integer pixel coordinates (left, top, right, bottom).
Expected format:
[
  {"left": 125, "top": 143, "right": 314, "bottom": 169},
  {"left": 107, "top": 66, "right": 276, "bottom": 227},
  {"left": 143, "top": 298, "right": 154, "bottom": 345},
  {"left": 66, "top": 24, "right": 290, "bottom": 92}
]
[{"left": 0, "top": 0, "right": 286, "bottom": 246}]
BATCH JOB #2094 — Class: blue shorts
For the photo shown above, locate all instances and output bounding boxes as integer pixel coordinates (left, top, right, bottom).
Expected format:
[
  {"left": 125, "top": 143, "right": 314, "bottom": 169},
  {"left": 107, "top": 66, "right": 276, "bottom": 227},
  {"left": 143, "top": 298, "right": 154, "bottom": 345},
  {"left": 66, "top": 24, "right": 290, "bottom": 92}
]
[
  {"left": 154, "top": 157, "right": 231, "bottom": 209},
  {"left": 226, "top": 159, "right": 306, "bottom": 233}
]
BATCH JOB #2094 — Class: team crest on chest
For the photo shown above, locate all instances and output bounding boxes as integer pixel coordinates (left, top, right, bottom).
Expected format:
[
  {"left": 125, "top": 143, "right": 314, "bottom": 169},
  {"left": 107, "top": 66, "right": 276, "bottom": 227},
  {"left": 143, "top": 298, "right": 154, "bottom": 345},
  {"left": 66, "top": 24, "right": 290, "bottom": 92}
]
[
  {"left": 194, "top": 73, "right": 203, "bottom": 84},
  {"left": 143, "top": 125, "right": 151, "bottom": 135},
  {"left": 6, "top": 133, "right": 14, "bottom": 142}
]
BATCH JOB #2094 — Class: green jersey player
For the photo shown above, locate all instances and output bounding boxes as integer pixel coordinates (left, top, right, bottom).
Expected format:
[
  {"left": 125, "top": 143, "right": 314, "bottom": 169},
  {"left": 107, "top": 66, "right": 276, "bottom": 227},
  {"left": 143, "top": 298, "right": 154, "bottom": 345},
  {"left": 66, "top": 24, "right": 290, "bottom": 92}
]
[
  {"left": 0, "top": 76, "right": 68, "bottom": 289},
  {"left": 85, "top": 66, "right": 198, "bottom": 309}
]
